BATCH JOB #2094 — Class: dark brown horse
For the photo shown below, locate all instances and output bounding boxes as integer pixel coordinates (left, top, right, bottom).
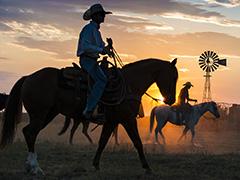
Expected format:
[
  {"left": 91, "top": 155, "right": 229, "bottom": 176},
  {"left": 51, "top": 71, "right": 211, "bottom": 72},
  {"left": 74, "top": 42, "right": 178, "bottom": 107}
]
[
  {"left": 0, "top": 58, "right": 178, "bottom": 175},
  {"left": 0, "top": 93, "right": 8, "bottom": 111}
]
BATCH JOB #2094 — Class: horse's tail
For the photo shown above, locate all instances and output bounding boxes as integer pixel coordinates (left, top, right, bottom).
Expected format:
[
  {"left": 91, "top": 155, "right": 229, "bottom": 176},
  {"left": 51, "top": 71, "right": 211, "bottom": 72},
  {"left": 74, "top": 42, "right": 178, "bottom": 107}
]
[
  {"left": 58, "top": 116, "right": 71, "bottom": 136},
  {"left": 0, "top": 76, "right": 26, "bottom": 149},
  {"left": 150, "top": 106, "right": 157, "bottom": 133}
]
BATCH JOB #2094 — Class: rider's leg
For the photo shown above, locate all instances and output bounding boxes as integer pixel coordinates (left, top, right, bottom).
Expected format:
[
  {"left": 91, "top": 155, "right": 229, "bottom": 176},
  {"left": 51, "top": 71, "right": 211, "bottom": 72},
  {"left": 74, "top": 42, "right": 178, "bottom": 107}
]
[{"left": 79, "top": 57, "right": 107, "bottom": 116}]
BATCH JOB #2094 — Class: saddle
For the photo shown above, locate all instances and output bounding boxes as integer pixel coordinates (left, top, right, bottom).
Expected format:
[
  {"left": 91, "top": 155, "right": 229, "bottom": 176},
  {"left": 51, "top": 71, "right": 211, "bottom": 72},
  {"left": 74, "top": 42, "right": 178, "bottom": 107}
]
[
  {"left": 171, "top": 103, "right": 192, "bottom": 125},
  {"left": 58, "top": 59, "right": 126, "bottom": 122}
]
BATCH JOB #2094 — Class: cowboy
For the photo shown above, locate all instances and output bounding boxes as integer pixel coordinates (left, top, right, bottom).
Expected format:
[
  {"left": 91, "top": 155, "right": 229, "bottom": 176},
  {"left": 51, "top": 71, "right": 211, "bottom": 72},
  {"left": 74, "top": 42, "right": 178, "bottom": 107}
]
[
  {"left": 177, "top": 82, "right": 197, "bottom": 123},
  {"left": 76, "top": 4, "right": 113, "bottom": 119}
]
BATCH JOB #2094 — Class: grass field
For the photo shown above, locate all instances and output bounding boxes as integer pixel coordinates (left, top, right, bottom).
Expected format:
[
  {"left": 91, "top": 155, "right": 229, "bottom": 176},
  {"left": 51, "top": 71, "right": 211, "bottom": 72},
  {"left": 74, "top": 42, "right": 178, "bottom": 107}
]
[{"left": 0, "top": 114, "right": 240, "bottom": 179}]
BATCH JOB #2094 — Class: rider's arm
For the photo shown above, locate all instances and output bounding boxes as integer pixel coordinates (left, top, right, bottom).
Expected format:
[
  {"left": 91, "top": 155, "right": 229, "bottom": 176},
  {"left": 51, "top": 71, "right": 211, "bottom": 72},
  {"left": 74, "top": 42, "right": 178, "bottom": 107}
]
[
  {"left": 77, "top": 25, "right": 105, "bottom": 57},
  {"left": 186, "top": 93, "right": 197, "bottom": 102},
  {"left": 186, "top": 91, "right": 197, "bottom": 102}
]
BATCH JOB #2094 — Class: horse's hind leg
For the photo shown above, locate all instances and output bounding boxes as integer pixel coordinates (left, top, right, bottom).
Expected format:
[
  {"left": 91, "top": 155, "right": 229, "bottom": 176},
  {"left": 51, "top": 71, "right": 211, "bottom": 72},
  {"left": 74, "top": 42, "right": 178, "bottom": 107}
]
[
  {"left": 69, "top": 118, "right": 81, "bottom": 145},
  {"left": 112, "top": 125, "right": 119, "bottom": 145},
  {"left": 23, "top": 110, "right": 57, "bottom": 175},
  {"left": 58, "top": 116, "right": 71, "bottom": 136},
  {"left": 178, "top": 126, "right": 189, "bottom": 143},
  {"left": 122, "top": 119, "right": 151, "bottom": 173},
  {"left": 81, "top": 120, "right": 93, "bottom": 144},
  {"left": 93, "top": 121, "right": 117, "bottom": 170},
  {"left": 155, "top": 120, "right": 167, "bottom": 145}
]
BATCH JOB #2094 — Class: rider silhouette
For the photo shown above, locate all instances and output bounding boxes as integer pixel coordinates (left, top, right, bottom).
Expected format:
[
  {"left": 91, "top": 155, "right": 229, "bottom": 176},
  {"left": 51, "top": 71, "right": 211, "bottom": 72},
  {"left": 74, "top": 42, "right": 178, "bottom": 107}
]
[
  {"left": 76, "top": 4, "right": 113, "bottom": 119},
  {"left": 178, "top": 82, "right": 197, "bottom": 123}
]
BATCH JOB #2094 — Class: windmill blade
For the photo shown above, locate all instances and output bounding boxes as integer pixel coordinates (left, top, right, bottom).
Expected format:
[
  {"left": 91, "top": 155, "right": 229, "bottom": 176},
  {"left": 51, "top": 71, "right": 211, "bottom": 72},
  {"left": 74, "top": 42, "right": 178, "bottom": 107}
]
[
  {"left": 199, "top": 58, "right": 204, "bottom": 62},
  {"left": 210, "top": 66, "right": 215, "bottom": 72},
  {"left": 200, "top": 64, "right": 206, "bottom": 69},
  {"left": 207, "top": 51, "right": 211, "bottom": 57},
  {"left": 213, "top": 58, "right": 219, "bottom": 63},
  {"left": 212, "top": 52, "right": 218, "bottom": 60},
  {"left": 213, "top": 62, "right": 219, "bottom": 67},
  {"left": 199, "top": 63, "right": 205, "bottom": 67},
  {"left": 218, "top": 59, "right": 227, "bottom": 66},
  {"left": 212, "top": 64, "right": 218, "bottom": 70},
  {"left": 203, "top": 65, "right": 208, "bottom": 71},
  {"left": 204, "top": 51, "right": 208, "bottom": 58},
  {"left": 200, "top": 54, "right": 206, "bottom": 60},
  {"left": 210, "top": 51, "right": 214, "bottom": 57},
  {"left": 199, "top": 61, "right": 205, "bottom": 65}
]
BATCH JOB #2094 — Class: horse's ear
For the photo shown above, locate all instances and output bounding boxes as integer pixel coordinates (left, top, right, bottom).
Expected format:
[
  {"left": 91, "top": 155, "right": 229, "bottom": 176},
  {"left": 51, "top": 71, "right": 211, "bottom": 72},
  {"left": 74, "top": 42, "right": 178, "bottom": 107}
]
[{"left": 171, "top": 58, "right": 177, "bottom": 66}]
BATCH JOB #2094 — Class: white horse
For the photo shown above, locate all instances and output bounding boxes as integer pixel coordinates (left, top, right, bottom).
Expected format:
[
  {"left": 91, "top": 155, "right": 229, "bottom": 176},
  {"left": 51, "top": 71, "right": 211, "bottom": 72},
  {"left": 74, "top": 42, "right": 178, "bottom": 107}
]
[{"left": 149, "top": 101, "right": 220, "bottom": 146}]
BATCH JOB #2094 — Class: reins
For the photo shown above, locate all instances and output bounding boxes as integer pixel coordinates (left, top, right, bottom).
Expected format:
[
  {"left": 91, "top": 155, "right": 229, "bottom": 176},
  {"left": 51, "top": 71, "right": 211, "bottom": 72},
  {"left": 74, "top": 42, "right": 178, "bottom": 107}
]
[{"left": 108, "top": 39, "right": 163, "bottom": 103}]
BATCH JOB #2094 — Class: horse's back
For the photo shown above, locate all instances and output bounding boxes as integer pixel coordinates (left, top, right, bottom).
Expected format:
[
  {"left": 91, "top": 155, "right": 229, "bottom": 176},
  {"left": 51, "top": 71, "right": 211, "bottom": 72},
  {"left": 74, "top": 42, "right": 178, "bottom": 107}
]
[{"left": 154, "top": 105, "right": 171, "bottom": 118}]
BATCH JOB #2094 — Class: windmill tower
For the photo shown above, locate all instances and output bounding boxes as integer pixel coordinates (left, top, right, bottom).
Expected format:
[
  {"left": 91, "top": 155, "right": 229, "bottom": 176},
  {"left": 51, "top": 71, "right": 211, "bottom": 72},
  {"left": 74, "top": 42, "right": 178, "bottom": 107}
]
[{"left": 199, "top": 51, "right": 227, "bottom": 102}]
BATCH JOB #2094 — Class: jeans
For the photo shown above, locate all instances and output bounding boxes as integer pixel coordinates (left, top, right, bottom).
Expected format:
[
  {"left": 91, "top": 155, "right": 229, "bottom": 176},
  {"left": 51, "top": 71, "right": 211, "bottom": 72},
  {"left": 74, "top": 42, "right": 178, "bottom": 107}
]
[{"left": 79, "top": 55, "right": 107, "bottom": 112}]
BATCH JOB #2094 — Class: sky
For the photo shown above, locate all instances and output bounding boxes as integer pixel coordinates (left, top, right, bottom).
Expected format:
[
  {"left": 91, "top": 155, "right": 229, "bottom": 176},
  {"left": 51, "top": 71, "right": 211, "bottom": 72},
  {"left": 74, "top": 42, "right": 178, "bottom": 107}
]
[{"left": 0, "top": 0, "right": 240, "bottom": 114}]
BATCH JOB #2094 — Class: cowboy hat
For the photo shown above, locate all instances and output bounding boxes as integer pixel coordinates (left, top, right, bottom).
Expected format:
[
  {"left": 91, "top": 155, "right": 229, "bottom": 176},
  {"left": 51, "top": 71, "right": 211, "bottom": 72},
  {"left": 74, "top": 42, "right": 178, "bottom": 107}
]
[
  {"left": 83, "top": 4, "right": 112, "bottom": 21},
  {"left": 183, "top": 82, "right": 193, "bottom": 87}
]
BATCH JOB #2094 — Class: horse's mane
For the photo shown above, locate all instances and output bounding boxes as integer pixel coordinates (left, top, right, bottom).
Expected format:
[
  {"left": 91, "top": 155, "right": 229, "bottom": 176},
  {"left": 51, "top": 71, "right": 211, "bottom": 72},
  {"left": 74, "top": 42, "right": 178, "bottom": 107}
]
[{"left": 122, "top": 58, "right": 169, "bottom": 70}]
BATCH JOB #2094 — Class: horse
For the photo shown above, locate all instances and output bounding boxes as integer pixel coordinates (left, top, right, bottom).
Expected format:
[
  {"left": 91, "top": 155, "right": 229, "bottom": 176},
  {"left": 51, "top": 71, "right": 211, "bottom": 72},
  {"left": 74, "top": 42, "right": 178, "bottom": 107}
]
[
  {"left": 58, "top": 116, "right": 120, "bottom": 145},
  {"left": 0, "top": 93, "right": 8, "bottom": 111},
  {"left": 149, "top": 101, "right": 220, "bottom": 146},
  {"left": 0, "top": 58, "right": 178, "bottom": 175}
]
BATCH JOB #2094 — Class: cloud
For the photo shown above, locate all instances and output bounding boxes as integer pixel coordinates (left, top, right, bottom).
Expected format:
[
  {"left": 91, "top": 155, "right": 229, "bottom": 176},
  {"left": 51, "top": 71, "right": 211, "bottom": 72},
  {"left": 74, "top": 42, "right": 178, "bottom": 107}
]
[
  {"left": 0, "top": 57, "right": 9, "bottom": 61},
  {"left": 1, "top": 0, "right": 239, "bottom": 36},
  {"left": 14, "top": 36, "right": 76, "bottom": 60},
  {"left": 3, "top": 21, "right": 75, "bottom": 41},
  {"left": 219, "top": 54, "right": 240, "bottom": 59},
  {"left": 162, "top": 12, "right": 240, "bottom": 27},
  {"left": 205, "top": 0, "right": 240, "bottom": 8},
  {"left": 179, "top": 68, "right": 190, "bottom": 72},
  {"left": 0, "top": 71, "right": 21, "bottom": 93},
  {"left": 170, "top": 54, "right": 199, "bottom": 59}
]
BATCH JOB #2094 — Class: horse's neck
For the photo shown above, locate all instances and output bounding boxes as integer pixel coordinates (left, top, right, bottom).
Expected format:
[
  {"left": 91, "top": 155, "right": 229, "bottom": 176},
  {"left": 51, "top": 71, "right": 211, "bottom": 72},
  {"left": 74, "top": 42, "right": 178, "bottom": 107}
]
[
  {"left": 123, "top": 60, "right": 164, "bottom": 97},
  {"left": 194, "top": 103, "right": 209, "bottom": 117}
]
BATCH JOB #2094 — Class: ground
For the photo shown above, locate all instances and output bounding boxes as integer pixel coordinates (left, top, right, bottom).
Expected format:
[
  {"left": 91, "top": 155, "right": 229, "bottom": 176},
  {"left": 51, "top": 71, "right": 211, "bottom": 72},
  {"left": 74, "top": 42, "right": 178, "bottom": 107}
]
[{"left": 0, "top": 114, "right": 240, "bottom": 179}]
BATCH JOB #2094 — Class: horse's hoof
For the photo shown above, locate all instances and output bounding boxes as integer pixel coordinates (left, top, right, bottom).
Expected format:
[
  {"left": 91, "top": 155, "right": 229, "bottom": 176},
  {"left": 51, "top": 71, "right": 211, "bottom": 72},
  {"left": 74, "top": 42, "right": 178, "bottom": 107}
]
[
  {"left": 32, "top": 167, "right": 45, "bottom": 176},
  {"left": 145, "top": 168, "right": 153, "bottom": 175},
  {"left": 93, "top": 163, "right": 100, "bottom": 171}
]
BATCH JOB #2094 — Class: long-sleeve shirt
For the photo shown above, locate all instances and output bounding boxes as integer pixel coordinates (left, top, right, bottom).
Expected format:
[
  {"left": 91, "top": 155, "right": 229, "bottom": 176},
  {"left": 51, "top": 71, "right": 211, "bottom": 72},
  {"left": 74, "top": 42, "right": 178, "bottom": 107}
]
[
  {"left": 178, "top": 87, "right": 195, "bottom": 105},
  {"left": 76, "top": 21, "right": 105, "bottom": 58},
  {"left": 178, "top": 87, "right": 190, "bottom": 105}
]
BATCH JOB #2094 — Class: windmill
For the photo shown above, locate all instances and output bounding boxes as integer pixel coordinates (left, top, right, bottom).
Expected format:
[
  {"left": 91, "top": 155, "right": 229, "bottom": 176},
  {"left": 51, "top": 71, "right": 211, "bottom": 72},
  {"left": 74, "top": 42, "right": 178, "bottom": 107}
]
[{"left": 199, "top": 51, "right": 227, "bottom": 102}]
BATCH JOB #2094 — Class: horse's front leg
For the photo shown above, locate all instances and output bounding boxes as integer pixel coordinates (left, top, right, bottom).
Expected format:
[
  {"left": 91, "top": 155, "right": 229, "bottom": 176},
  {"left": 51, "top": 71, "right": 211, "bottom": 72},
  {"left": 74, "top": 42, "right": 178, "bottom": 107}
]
[
  {"left": 69, "top": 118, "right": 81, "bottom": 145},
  {"left": 122, "top": 118, "right": 151, "bottom": 173},
  {"left": 82, "top": 121, "right": 93, "bottom": 144},
  {"left": 93, "top": 121, "right": 117, "bottom": 170},
  {"left": 178, "top": 126, "right": 189, "bottom": 143},
  {"left": 190, "top": 127, "right": 196, "bottom": 145}
]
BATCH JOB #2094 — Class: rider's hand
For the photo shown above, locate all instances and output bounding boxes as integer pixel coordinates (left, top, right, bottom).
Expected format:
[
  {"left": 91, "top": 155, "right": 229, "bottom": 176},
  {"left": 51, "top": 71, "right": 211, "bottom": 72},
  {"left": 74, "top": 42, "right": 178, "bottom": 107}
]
[
  {"left": 102, "top": 46, "right": 114, "bottom": 57},
  {"left": 106, "top": 38, "right": 113, "bottom": 47}
]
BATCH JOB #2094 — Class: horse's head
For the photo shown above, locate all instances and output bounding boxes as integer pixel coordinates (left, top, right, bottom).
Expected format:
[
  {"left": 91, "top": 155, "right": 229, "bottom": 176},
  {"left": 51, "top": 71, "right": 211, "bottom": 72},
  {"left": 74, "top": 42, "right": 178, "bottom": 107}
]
[
  {"left": 156, "top": 58, "right": 178, "bottom": 105},
  {"left": 207, "top": 101, "right": 220, "bottom": 118}
]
